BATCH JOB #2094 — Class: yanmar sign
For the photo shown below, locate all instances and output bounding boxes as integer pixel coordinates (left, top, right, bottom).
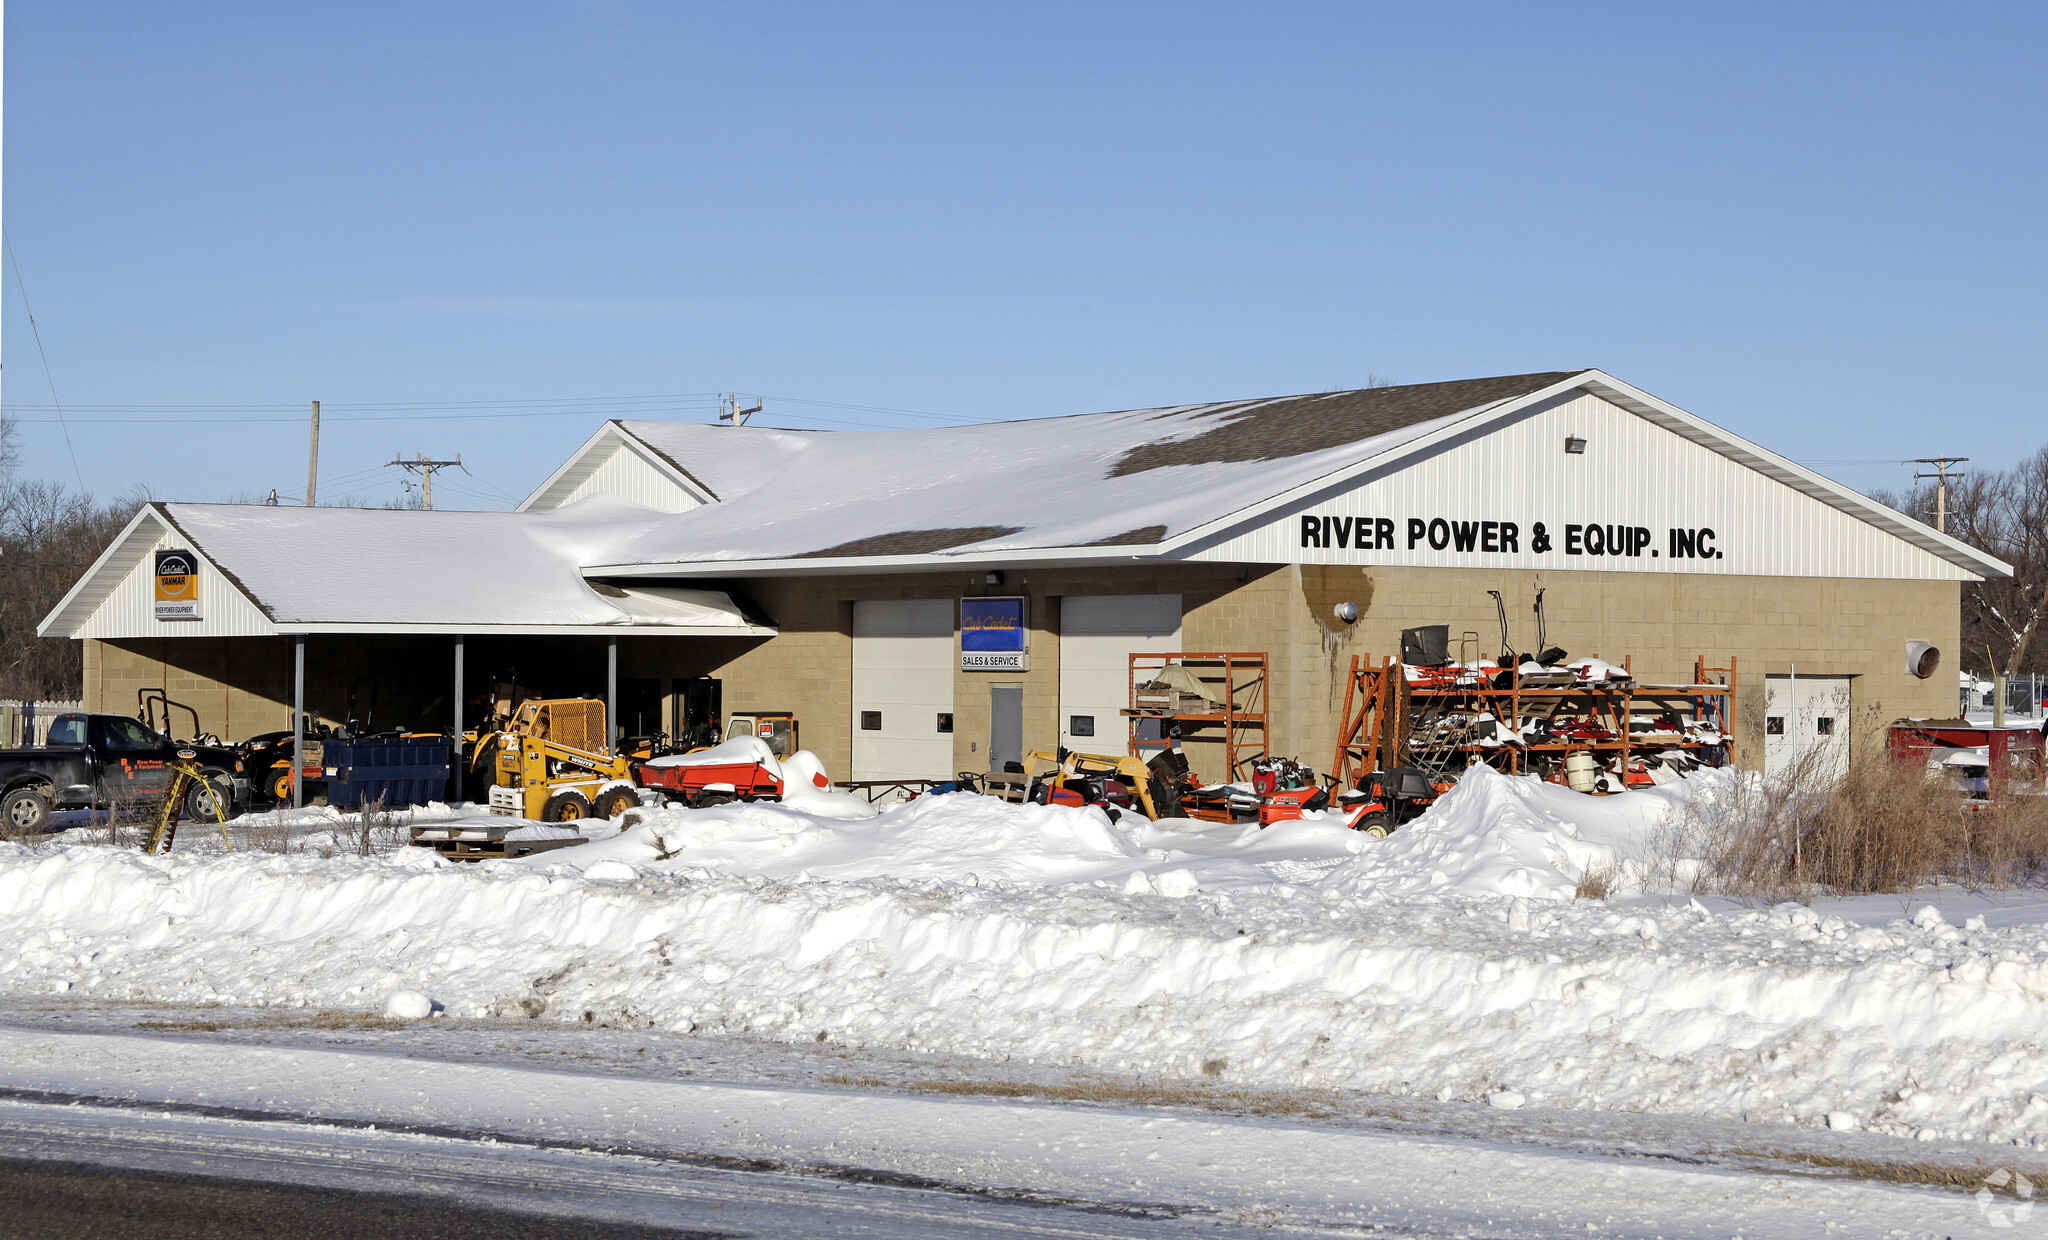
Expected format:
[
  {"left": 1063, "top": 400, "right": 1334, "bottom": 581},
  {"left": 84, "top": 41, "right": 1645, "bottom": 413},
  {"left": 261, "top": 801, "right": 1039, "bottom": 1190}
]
[
  {"left": 1297, "top": 515, "right": 1724, "bottom": 562},
  {"left": 153, "top": 549, "right": 202, "bottom": 620}
]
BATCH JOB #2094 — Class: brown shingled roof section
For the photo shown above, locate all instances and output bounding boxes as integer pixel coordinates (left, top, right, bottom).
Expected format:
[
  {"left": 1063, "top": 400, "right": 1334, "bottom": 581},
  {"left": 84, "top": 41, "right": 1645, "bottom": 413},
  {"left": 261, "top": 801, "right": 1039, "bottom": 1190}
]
[
  {"left": 796, "top": 526, "right": 1024, "bottom": 559},
  {"left": 1083, "top": 525, "right": 1167, "bottom": 547},
  {"left": 1109, "top": 371, "right": 1587, "bottom": 477}
]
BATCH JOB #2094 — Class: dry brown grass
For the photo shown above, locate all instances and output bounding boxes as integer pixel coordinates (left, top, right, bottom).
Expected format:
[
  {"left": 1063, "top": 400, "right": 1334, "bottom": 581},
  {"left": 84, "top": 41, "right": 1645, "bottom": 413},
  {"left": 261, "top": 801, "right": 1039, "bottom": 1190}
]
[
  {"left": 823, "top": 1074, "right": 1345, "bottom": 1118},
  {"left": 136, "top": 1010, "right": 406, "bottom": 1033},
  {"left": 1574, "top": 864, "right": 1614, "bottom": 901},
  {"left": 1736, "top": 1145, "right": 2048, "bottom": 1193},
  {"left": 1651, "top": 710, "right": 2048, "bottom": 900}
]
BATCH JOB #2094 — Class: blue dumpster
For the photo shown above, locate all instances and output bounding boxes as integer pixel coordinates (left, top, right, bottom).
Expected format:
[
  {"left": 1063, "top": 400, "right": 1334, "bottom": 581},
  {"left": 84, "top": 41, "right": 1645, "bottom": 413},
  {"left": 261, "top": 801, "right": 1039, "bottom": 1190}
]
[{"left": 323, "top": 737, "right": 452, "bottom": 809}]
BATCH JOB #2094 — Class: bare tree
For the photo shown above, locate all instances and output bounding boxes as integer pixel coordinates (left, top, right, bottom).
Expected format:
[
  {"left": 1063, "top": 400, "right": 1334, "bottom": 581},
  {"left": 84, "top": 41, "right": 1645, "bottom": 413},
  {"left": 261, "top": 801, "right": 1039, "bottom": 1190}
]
[
  {"left": 0, "top": 419, "right": 148, "bottom": 699},
  {"left": 1875, "top": 444, "right": 2048, "bottom": 677}
]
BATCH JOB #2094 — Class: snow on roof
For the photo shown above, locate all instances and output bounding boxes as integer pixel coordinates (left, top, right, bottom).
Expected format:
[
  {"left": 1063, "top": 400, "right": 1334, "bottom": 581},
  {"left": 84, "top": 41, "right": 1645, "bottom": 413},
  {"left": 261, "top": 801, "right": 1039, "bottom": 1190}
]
[
  {"left": 613, "top": 420, "right": 820, "bottom": 502},
  {"left": 593, "top": 372, "right": 1585, "bottom": 569},
  {"left": 128, "top": 499, "right": 774, "bottom": 633}
]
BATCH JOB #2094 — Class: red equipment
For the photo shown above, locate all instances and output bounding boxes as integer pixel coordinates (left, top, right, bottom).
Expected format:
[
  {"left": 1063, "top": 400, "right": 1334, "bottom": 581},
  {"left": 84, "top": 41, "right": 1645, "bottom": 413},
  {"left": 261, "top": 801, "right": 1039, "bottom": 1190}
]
[
  {"left": 637, "top": 758, "right": 786, "bottom": 808},
  {"left": 1256, "top": 783, "right": 1330, "bottom": 826},
  {"left": 1888, "top": 719, "right": 2045, "bottom": 807}
]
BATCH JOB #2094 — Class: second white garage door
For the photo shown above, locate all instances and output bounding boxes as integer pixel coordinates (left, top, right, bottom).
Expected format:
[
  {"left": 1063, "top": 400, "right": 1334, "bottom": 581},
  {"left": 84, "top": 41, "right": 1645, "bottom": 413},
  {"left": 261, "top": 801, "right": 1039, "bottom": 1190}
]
[
  {"left": 1059, "top": 594, "right": 1182, "bottom": 754},
  {"left": 852, "top": 599, "right": 956, "bottom": 781}
]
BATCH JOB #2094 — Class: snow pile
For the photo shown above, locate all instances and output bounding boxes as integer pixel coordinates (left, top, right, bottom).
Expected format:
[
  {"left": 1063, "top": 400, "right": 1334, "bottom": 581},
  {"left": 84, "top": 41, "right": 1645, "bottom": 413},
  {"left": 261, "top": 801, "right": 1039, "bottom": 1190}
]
[
  {"left": 1315, "top": 764, "right": 1612, "bottom": 899},
  {"left": 9, "top": 771, "right": 2048, "bottom": 1145}
]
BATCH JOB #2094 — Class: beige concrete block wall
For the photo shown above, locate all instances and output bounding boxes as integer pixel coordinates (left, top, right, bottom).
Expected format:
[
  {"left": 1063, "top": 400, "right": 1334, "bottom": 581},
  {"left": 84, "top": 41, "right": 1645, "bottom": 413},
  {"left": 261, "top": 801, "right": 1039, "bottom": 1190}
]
[
  {"left": 79, "top": 563, "right": 1960, "bottom": 788},
  {"left": 682, "top": 566, "right": 1245, "bottom": 780},
  {"left": 1184, "top": 566, "right": 1961, "bottom": 776}
]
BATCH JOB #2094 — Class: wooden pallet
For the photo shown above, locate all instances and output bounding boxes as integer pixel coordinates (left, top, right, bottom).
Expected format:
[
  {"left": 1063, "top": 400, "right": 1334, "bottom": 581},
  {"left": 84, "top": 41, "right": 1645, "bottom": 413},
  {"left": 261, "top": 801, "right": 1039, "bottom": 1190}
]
[{"left": 408, "top": 824, "right": 590, "bottom": 862}]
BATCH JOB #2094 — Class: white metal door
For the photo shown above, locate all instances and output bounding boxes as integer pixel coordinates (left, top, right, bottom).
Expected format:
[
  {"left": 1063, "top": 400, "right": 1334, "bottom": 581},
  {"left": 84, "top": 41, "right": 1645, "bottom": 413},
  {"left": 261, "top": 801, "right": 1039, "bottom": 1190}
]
[
  {"left": 1058, "top": 594, "right": 1181, "bottom": 754},
  {"left": 852, "top": 600, "right": 956, "bottom": 781},
  {"left": 1763, "top": 674, "right": 1852, "bottom": 782}
]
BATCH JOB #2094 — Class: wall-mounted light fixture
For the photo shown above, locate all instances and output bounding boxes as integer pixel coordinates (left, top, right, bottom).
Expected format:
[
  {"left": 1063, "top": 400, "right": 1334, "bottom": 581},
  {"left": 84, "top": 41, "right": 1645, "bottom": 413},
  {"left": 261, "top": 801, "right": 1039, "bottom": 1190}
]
[
  {"left": 1564, "top": 435, "right": 1587, "bottom": 455},
  {"left": 1333, "top": 601, "right": 1359, "bottom": 624},
  {"left": 984, "top": 570, "right": 1005, "bottom": 587}
]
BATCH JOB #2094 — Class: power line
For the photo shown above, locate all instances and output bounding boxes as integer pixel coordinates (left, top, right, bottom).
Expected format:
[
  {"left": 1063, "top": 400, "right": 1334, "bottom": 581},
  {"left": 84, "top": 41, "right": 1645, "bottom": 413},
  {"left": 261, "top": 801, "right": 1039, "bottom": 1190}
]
[
  {"left": 0, "top": 390, "right": 1005, "bottom": 426},
  {"left": 3, "top": 229, "right": 87, "bottom": 492}
]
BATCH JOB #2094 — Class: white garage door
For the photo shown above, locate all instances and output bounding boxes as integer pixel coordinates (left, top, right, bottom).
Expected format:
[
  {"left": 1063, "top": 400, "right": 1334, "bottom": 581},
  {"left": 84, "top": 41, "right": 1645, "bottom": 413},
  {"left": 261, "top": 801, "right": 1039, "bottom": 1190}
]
[
  {"left": 1059, "top": 594, "right": 1181, "bottom": 754},
  {"left": 852, "top": 599, "right": 956, "bottom": 781},
  {"left": 1764, "top": 674, "right": 1852, "bottom": 783}
]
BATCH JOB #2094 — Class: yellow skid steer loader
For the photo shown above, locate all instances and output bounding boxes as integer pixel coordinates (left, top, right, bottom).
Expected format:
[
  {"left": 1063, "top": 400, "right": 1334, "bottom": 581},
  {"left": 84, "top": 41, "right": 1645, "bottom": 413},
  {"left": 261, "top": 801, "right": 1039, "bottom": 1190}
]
[{"left": 487, "top": 698, "right": 639, "bottom": 822}]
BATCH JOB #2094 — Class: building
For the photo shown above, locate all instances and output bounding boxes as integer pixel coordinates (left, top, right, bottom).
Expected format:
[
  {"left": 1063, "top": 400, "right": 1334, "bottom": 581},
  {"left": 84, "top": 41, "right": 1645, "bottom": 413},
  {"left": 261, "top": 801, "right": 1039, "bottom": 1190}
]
[{"left": 39, "top": 369, "right": 2008, "bottom": 788}]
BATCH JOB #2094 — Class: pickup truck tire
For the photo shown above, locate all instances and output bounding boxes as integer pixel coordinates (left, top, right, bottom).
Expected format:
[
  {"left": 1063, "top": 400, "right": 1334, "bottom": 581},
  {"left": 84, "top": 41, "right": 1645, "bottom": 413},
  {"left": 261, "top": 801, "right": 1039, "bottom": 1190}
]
[
  {"left": 540, "top": 790, "right": 591, "bottom": 822},
  {"left": 183, "top": 774, "right": 232, "bottom": 824},
  {"left": 2, "top": 787, "right": 52, "bottom": 835}
]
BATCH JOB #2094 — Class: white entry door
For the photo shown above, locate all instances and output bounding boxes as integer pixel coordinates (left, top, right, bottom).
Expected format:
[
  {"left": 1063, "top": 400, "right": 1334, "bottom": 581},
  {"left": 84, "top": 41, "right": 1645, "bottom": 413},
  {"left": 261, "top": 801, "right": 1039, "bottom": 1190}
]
[
  {"left": 1059, "top": 594, "right": 1181, "bottom": 754},
  {"left": 1763, "top": 674, "right": 1852, "bottom": 782},
  {"left": 852, "top": 599, "right": 955, "bottom": 781}
]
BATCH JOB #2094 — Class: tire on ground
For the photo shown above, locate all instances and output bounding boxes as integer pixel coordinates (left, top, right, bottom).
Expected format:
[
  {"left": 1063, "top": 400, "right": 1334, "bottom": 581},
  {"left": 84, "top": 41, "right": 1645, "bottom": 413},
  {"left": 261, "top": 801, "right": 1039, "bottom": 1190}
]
[
  {"left": 2, "top": 786, "right": 52, "bottom": 835},
  {"left": 540, "top": 790, "right": 591, "bottom": 822},
  {"left": 591, "top": 786, "right": 638, "bottom": 820}
]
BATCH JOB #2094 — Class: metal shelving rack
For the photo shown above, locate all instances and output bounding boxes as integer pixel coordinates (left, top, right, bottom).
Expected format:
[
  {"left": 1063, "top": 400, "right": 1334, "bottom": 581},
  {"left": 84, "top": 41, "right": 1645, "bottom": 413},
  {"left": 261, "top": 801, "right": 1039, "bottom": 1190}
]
[
  {"left": 1333, "top": 653, "right": 1736, "bottom": 788},
  {"left": 1122, "top": 652, "right": 1269, "bottom": 783}
]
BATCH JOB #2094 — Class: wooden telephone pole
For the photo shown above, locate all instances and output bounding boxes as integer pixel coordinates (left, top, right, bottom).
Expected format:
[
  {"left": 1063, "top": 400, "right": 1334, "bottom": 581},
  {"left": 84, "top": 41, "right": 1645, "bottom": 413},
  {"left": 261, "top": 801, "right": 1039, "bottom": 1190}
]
[
  {"left": 305, "top": 401, "right": 320, "bottom": 506},
  {"left": 1911, "top": 456, "right": 1968, "bottom": 532},
  {"left": 390, "top": 453, "right": 464, "bottom": 510}
]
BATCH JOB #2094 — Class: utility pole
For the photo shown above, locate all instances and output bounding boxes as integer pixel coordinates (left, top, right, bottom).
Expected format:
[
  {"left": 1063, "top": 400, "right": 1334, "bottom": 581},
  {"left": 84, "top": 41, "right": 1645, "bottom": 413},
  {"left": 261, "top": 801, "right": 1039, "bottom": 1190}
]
[
  {"left": 389, "top": 453, "right": 464, "bottom": 510},
  {"left": 306, "top": 401, "right": 321, "bottom": 506},
  {"left": 1911, "top": 456, "right": 1968, "bottom": 533},
  {"left": 718, "top": 393, "right": 762, "bottom": 426}
]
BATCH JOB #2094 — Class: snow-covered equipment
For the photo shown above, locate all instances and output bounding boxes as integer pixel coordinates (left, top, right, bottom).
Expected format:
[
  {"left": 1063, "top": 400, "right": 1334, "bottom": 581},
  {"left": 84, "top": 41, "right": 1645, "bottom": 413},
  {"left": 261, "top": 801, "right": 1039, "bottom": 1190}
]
[
  {"left": 637, "top": 736, "right": 790, "bottom": 807},
  {"left": 1334, "top": 647, "right": 1735, "bottom": 795},
  {"left": 486, "top": 698, "right": 638, "bottom": 822}
]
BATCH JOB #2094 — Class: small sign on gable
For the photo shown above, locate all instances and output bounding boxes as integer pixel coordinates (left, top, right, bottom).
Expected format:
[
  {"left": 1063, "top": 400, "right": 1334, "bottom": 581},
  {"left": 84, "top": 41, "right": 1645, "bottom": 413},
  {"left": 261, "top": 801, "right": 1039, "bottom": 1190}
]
[
  {"left": 961, "top": 596, "right": 1028, "bottom": 671},
  {"left": 154, "top": 549, "right": 201, "bottom": 621}
]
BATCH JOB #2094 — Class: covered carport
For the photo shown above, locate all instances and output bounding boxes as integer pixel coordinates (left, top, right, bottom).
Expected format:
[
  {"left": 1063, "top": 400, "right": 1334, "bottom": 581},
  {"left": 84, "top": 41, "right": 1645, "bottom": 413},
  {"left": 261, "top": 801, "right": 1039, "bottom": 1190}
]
[{"left": 38, "top": 501, "right": 777, "bottom": 806}]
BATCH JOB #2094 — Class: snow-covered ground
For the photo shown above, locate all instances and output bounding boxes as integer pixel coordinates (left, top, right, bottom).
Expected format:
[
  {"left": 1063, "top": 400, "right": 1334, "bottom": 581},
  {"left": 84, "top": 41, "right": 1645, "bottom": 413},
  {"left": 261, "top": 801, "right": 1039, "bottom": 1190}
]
[{"left": 7, "top": 758, "right": 2048, "bottom": 1166}]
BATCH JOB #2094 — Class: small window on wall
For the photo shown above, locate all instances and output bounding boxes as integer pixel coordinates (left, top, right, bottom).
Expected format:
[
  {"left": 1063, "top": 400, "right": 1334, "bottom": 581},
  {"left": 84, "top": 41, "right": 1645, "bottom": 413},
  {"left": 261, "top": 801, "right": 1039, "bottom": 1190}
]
[
  {"left": 936, "top": 713, "right": 953, "bottom": 734},
  {"left": 1070, "top": 715, "right": 1095, "bottom": 737},
  {"left": 1766, "top": 717, "right": 1785, "bottom": 735},
  {"left": 1815, "top": 717, "right": 1834, "bottom": 735},
  {"left": 860, "top": 711, "right": 882, "bottom": 731}
]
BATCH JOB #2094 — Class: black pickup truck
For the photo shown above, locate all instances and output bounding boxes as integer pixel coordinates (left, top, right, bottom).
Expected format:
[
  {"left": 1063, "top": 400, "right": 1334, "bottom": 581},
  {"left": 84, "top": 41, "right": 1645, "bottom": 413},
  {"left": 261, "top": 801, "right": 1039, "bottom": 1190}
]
[{"left": 0, "top": 713, "right": 247, "bottom": 835}]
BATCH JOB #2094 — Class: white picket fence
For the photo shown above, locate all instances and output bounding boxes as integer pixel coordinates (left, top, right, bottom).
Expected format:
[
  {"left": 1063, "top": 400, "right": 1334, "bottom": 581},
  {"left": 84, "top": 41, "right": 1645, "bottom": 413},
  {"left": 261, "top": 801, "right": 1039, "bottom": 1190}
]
[{"left": 0, "top": 700, "right": 84, "bottom": 748}]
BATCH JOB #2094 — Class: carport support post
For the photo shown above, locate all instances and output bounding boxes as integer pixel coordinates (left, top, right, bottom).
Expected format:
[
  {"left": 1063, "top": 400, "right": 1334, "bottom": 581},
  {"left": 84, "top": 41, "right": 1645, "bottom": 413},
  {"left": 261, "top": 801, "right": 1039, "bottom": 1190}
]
[
  {"left": 291, "top": 635, "right": 306, "bottom": 810},
  {"left": 607, "top": 636, "right": 618, "bottom": 750},
  {"left": 452, "top": 635, "right": 465, "bottom": 804}
]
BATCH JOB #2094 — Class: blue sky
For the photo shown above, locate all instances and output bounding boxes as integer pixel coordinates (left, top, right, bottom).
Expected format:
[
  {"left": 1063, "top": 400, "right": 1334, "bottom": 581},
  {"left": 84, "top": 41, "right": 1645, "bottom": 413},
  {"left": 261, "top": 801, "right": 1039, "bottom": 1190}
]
[{"left": 4, "top": 2, "right": 2043, "bottom": 509}]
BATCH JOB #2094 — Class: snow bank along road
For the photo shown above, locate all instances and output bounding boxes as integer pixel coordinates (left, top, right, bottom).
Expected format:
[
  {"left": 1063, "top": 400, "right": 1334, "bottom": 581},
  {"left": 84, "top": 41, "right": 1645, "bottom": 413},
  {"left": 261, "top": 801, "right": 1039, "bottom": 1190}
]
[
  {"left": 0, "top": 1028, "right": 2010, "bottom": 1238},
  {"left": 10, "top": 767, "right": 2048, "bottom": 1147}
]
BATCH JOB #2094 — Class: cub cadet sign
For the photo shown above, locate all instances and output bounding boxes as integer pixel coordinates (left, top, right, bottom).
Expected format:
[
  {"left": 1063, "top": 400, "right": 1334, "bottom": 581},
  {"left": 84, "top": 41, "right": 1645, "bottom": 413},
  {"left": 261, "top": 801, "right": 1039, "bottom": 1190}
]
[
  {"left": 1297, "top": 515, "right": 1725, "bottom": 562},
  {"left": 960, "top": 596, "right": 1028, "bottom": 671},
  {"left": 153, "top": 549, "right": 201, "bottom": 621}
]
